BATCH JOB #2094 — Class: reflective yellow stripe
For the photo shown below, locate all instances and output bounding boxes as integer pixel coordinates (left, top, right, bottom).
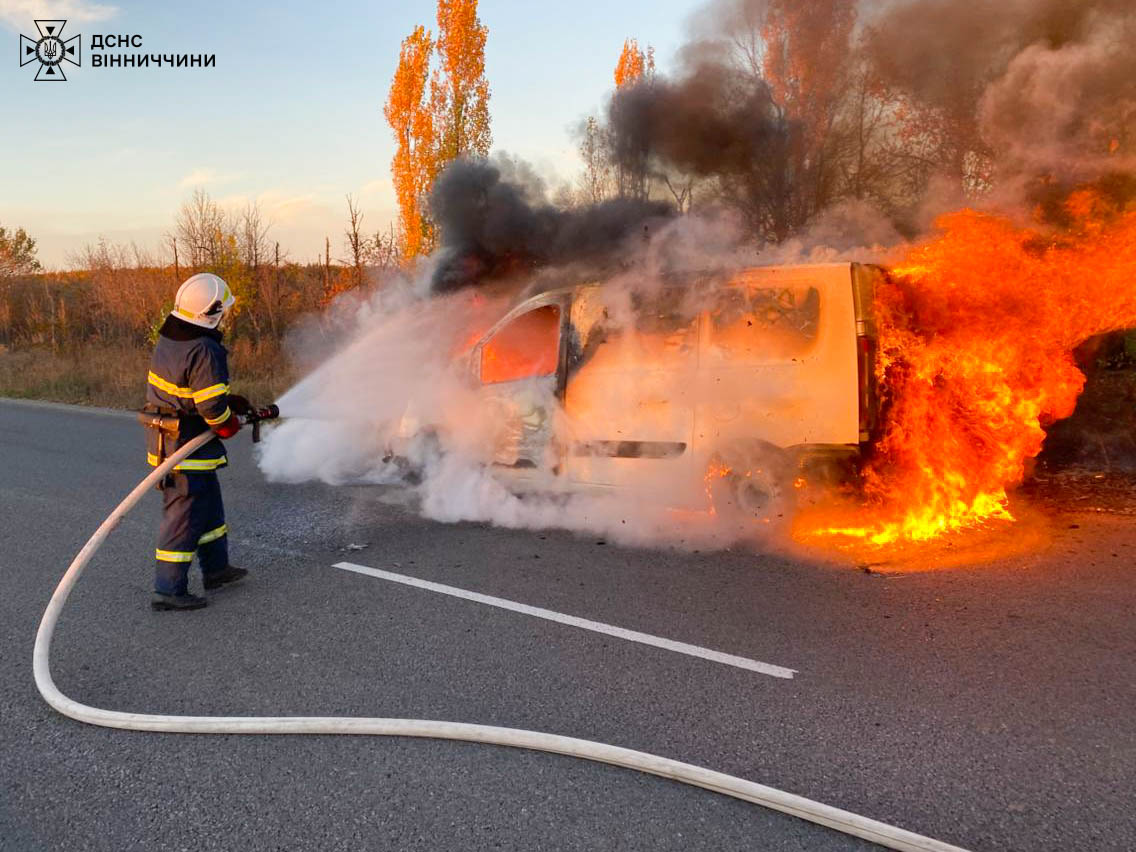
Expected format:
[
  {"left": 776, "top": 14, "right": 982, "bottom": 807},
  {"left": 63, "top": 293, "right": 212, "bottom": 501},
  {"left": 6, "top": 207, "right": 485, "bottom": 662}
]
[
  {"left": 148, "top": 371, "right": 229, "bottom": 404},
  {"left": 173, "top": 457, "right": 227, "bottom": 471},
  {"left": 198, "top": 524, "right": 228, "bottom": 545},
  {"left": 147, "top": 453, "right": 226, "bottom": 471},
  {"left": 148, "top": 371, "right": 193, "bottom": 398},
  {"left": 192, "top": 383, "right": 229, "bottom": 403},
  {"left": 156, "top": 549, "right": 194, "bottom": 562},
  {"left": 204, "top": 406, "right": 231, "bottom": 426}
]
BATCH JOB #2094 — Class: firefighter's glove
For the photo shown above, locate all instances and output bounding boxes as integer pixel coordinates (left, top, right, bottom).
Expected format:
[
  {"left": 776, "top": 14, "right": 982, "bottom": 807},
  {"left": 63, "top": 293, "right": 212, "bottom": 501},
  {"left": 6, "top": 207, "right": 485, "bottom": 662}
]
[
  {"left": 213, "top": 414, "right": 242, "bottom": 439},
  {"left": 228, "top": 394, "right": 252, "bottom": 416}
]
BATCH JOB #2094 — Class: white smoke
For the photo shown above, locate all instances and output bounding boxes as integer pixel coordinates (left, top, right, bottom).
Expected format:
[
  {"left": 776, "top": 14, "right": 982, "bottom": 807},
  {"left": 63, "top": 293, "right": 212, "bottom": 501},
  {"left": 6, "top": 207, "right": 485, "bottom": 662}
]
[{"left": 259, "top": 279, "right": 495, "bottom": 486}]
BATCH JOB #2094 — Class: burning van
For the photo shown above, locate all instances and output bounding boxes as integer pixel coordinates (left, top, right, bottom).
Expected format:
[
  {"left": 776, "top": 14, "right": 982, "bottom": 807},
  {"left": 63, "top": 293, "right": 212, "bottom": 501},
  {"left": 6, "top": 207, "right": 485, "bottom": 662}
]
[{"left": 400, "top": 262, "right": 883, "bottom": 514}]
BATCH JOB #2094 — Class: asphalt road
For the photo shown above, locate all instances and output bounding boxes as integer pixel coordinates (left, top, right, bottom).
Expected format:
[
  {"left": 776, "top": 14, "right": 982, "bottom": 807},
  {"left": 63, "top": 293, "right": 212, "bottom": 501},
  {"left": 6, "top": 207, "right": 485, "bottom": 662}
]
[{"left": 1, "top": 398, "right": 1133, "bottom": 851}]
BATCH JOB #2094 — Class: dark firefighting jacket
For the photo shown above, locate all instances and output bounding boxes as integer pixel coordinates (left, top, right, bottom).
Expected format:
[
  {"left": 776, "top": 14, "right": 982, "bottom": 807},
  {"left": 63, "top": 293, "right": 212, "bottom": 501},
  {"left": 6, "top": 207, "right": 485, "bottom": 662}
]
[{"left": 144, "top": 314, "right": 233, "bottom": 471}]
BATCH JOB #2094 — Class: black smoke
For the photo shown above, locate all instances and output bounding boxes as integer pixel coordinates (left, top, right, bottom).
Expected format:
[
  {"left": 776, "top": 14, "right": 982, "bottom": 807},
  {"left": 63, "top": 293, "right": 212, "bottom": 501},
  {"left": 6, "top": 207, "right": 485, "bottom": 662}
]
[
  {"left": 606, "top": 61, "right": 799, "bottom": 239},
  {"left": 604, "top": 0, "right": 1136, "bottom": 238},
  {"left": 428, "top": 157, "right": 672, "bottom": 293}
]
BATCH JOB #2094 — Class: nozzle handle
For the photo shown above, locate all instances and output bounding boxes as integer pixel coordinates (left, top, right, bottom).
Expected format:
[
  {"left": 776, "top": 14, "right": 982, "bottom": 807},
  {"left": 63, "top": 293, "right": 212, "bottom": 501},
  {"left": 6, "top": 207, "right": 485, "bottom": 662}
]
[{"left": 244, "top": 403, "right": 280, "bottom": 443}]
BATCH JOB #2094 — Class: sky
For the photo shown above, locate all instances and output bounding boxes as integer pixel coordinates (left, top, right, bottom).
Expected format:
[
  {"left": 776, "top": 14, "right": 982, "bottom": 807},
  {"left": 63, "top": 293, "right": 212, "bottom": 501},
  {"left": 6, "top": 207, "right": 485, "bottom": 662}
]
[{"left": 0, "top": 0, "right": 699, "bottom": 269}]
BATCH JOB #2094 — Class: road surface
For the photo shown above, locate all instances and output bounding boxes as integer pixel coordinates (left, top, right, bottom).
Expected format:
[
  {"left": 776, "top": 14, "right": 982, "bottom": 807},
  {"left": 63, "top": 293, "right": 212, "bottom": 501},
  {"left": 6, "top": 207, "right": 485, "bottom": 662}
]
[{"left": 1, "top": 399, "right": 1133, "bottom": 851}]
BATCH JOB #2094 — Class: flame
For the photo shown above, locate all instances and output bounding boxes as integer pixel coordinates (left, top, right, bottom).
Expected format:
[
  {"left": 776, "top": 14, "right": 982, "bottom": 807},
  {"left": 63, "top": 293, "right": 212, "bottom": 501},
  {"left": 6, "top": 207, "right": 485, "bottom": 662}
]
[
  {"left": 802, "top": 191, "right": 1136, "bottom": 547},
  {"left": 704, "top": 460, "right": 731, "bottom": 516}
]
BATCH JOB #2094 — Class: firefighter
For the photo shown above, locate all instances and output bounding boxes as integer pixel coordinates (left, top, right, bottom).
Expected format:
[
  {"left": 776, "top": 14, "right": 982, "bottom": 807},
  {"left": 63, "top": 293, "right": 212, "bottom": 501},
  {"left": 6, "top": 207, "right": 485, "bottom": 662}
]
[{"left": 143, "top": 273, "right": 250, "bottom": 611}]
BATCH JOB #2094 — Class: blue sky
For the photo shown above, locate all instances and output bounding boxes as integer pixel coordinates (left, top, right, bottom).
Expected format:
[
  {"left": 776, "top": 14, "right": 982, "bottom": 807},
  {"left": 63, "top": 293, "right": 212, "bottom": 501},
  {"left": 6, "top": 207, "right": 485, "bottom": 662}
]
[{"left": 0, "top": 0, "right": 698, "bottom": 268}]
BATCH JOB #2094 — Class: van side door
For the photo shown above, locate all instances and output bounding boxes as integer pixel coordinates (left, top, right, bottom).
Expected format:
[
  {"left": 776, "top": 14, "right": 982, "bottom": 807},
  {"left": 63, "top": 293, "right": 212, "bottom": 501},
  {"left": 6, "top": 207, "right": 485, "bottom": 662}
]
[{"left": 562, "top": 287, "right": 698, "bottom": 487}]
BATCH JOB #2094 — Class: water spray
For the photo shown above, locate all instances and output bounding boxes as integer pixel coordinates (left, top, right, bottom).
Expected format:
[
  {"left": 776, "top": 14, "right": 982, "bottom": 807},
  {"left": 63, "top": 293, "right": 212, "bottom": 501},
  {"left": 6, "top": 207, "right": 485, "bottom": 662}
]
[{"left": 32, "top": 407, "right": 969, "bottom": 852}]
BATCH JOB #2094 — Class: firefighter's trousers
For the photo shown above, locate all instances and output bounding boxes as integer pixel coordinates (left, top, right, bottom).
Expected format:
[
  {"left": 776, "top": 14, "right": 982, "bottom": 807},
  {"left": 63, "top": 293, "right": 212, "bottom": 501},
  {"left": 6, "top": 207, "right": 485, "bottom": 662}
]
[{"left": 154, "top": 471, "right": 229, "bottom": 595}]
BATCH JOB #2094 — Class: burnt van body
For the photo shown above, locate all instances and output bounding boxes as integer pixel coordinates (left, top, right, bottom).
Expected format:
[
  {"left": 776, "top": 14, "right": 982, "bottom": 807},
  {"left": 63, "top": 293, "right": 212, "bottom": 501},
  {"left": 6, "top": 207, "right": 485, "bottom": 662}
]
[{"left": 407, "top": 262, "right": 882, "bottom": 509}]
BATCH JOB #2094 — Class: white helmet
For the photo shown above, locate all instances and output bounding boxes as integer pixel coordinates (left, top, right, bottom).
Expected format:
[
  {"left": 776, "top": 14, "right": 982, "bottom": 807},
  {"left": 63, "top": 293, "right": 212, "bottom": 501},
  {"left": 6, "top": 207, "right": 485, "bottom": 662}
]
[{"left": 173, "top": 273, "right": 235, "bottom": 329}]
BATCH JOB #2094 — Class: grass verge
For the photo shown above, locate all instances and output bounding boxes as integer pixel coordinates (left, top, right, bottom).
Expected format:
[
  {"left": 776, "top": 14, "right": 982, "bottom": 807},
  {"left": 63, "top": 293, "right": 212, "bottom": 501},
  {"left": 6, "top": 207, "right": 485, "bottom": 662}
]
[{"left": 0, "top": 343, "right": 294, "bottom": 409}]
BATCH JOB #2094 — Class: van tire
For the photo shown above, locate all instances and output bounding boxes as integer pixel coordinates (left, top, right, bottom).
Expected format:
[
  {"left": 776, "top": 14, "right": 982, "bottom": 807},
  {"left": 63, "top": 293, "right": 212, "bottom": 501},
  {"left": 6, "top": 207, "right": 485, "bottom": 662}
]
[{"left": 707, "top": 441, "right": 793, "bottom": 519}]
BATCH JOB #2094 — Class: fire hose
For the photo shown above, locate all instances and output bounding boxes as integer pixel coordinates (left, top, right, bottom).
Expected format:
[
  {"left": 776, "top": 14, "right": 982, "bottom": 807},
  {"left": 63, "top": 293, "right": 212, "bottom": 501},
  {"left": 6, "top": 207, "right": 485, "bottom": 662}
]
[{"left": 33, "top": 410, "right": 970, "bottom": 852}]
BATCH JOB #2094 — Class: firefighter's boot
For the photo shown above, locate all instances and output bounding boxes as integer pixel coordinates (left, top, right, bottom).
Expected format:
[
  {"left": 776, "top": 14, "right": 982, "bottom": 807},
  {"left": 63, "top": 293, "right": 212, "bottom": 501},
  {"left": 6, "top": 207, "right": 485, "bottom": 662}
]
[
  {"left": 203, "top": 565, "right": 248, "bottom": 590},
  {"left": 151, "top": 592, "right": 208, "bottom": 611}
]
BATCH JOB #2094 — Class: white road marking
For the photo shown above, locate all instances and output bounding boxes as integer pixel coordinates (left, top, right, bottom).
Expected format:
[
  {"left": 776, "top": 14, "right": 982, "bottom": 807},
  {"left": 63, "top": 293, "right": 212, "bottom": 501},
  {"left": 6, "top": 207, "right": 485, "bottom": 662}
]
[{"left": 333, "top": 561, "right": 797, "bottom": 679}]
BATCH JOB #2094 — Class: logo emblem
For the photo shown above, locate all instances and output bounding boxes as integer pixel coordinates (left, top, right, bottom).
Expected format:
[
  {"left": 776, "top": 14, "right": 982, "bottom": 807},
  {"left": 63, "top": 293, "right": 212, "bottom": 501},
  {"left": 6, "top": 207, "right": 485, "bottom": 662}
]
[{"left": 19, "top": 20, "right": 80, "bottom": 81}]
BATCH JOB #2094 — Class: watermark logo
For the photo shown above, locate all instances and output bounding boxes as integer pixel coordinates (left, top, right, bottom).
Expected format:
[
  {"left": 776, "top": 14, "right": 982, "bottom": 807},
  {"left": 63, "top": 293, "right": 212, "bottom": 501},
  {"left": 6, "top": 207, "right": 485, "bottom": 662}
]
[{"left": 19, "top": 20, "right": 80, "bottom": 81}]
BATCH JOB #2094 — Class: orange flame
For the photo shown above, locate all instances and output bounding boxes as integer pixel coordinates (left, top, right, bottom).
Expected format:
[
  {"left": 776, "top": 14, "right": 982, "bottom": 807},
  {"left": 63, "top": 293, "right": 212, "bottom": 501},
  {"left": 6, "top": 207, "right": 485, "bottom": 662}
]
[
  {"left": 704, "top": 460, "right": 732, "bottom": 516},
  {"left": 803, "top": 191, "right": 1136, "bottom": 546}
]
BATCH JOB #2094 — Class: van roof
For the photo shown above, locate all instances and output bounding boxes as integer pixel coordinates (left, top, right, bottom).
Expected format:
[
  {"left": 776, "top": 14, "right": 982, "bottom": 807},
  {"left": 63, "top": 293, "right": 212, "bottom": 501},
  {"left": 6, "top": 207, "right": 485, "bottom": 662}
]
[
  {"left": 497, "top": 263, "right": 877, "bottom": 323},
  {"left": 540, "top": 261, "right": 859, "bottom": 298},
  {"left": 480, "top": 262, "right": 871, "bottom": 344}
]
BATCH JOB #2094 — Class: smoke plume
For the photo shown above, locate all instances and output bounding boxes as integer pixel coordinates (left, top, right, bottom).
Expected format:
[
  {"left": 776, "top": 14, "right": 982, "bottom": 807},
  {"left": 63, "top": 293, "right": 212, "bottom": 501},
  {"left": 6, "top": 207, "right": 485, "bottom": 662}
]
[
  {"left": 978, "top": 12, "right": 1136, "bottom": 180},
  {"left": 429, "top": 156, "right": 672, "bottom": 293},
  {"left": 864, "top": 0, "right": 1136, "bottom": 190},
  {"left": 601, "top": 0, "right": 1136, "bottom": 238}
]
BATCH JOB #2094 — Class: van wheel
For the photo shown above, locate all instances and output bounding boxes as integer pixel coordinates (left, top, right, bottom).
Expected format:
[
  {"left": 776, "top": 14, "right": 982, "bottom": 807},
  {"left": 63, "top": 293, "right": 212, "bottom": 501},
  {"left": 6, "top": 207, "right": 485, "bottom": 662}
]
[{"left": 707, "top": 441, "right": 792, "bottom": 519}]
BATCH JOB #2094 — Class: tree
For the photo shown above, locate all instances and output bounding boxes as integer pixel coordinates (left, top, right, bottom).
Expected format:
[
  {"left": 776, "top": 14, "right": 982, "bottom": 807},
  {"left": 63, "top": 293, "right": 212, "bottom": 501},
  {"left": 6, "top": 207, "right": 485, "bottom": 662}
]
[
  {"left": 367, "top": 224, "right": 401, "bottom": 270},
  {"left": 760, "top": 0, "right": 856, "bottom": 224},
  {"left": 860, "top": 0, "right": 997, "bottom": 199},
  {"left": 614, "top": 38, "right": 646, "bottom": 88},
  {"left": 832, "top": 58, "right": 908, "bottom": 208},
  {"left": 0, "top": 225, "right": 41, "bottom": 278},
  {"left": 611, "top": 38, "right": 657, "bottom": 199},
  {"left": 175, "top": 189, "right": 227, "bottom": 268},
  {"left": 385, "top": 2, "right": 492, "bottom": 262},
  {"left": 0, "top": 225, "right": 43, "bottom": 346},
  {"left": 384, "top": 25, "right": 436, "bottom": 261},
  {"left": 256, "top": 239, "right": 285, "bottom": 342},
  {"left": 238, "top": 201, "right": 271, "bottom": 272},
  {"left": 578, "top": 116, "right": 614, "bottom": 204},
  {"left": 431, "top": 0, "right": 492, "bottom": 162},
  {"left": 343, "top": 194, "right": 367, "bottom": 290},
  {"left": 233, "top": 201, "right": 273, "bottom": 341}
]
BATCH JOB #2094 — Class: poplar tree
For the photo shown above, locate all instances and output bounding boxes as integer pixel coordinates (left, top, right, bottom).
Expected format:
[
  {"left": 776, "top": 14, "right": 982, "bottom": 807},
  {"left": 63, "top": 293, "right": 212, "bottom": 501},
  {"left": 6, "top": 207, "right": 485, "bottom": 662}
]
[
  {"left": 431, "top": 0, "right": 492, "bottom": 162},
  {"left": 384, "top": 26, "right": 435, "bottom": 261},
  {"left": 385, "top": 0, "right": 491, "bottom": 262},
  {"left": 614, "top": 38, "right": 654, "bottom": 88}
]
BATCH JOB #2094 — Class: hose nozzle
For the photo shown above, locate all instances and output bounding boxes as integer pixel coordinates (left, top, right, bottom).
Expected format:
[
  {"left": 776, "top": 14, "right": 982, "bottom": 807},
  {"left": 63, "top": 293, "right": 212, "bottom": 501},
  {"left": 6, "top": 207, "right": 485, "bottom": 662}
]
[
  {"left": 251, "top": 403, "right": 280, "bottom": 421},
  {"left": 245, "top": 403, "right": 280, "bottom": 443}
]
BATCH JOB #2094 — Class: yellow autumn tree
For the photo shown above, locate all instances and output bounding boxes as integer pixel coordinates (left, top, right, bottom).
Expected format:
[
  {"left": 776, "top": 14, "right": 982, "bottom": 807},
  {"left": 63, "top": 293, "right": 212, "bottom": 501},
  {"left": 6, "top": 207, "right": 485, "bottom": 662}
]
[
  {"left": 431, "top": 0, "right": 492, "bottom": 162},
  {"left": 385, "top": 1, "right": 491, "bottom": 262},
  {"left": 614, "top": 38, "right": 654, "bottom": 88},
  {"left": 384, "top": 26, "right": 435, "bottom": 261}
]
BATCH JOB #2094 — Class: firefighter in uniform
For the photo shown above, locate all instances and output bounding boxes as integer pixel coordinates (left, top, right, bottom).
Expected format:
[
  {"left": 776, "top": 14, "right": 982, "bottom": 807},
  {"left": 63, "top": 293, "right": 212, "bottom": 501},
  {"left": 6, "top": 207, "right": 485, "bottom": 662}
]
[{"left": 144, "top": 273, "right": 250, "bottom": 611}]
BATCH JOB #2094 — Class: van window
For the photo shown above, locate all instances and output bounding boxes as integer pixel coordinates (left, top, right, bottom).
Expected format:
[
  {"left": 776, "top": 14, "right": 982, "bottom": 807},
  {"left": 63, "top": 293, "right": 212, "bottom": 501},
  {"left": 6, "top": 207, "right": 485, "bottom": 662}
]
[
  {"left": 568, "top": 289, "right": 698, "bottom": 375},
  {"left": 704, "top": 285, "right": 820, "bottom": 362},
  {"left": 481, "top": 305, "right": 561, "bottom": 384}
]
